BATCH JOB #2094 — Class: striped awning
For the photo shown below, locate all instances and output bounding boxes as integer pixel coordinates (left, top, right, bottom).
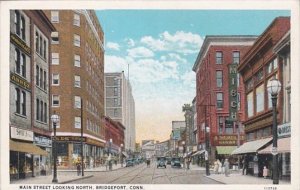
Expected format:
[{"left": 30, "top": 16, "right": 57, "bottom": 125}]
[
  {"left": 216, "top": 146, "right": 237, "bottom": 155},
  {"left": 231, "top": 137, "right": 272, "bottom": 155},
  {"left": 10, "top": 140, "right": 48, "bottom": 156}
]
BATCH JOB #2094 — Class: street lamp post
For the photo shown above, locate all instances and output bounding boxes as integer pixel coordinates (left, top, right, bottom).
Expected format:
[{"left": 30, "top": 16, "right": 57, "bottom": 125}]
[
  {"left": 120, "top": 143, "right": 124, "bottom": 167},
  {"left": 267, "top": 78, "right": 281, "bottom": 185},
  {"left": 182, "top": 141, "right": 186, "bottom": 168},
  {"left": 51, "top": 114, "right": 59, "bottom": 183},
  {"left": 109, "top": 138, "right": 112, "bottom": 170}
]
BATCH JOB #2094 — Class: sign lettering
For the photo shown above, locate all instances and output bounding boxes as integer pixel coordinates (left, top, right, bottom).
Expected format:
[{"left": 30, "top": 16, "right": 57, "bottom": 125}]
[
  {"left": 10, "top": 33, "right": 31, "bottom": 56},
  {"left": 228, "top": 64, "right": 238, "bottom": 121},
  {"left": 11, "top": 127, "right": 33, "bottom": 141},
  {"left": 10, "top": 73, "right": 31, "bottom": 91},
  {"left": 55, "top": 136, "right": 86, "bottom": 142}
]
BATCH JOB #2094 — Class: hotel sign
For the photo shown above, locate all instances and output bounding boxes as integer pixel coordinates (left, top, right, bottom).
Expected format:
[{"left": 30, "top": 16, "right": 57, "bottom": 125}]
[
  {"left": 11, "top": 127, "right": 33, "bottom": 141},
  {"left": 10, "top": 33, "right": 31, "bottom": 56},
  {"left": 54, "top": 136, "right": 86, "bottom": 142},
  {"left": 278, "top": 123, "right": 291, "bottom": 138},
  {"left": 213, "top": 135, "right": 245, "bottom": 146},
  {"left": 10, "top": 73, "right": 31, "bottom": 91},
  {"left": 34, "top": 135, "right": 52, "bottom": 147},
  {"left": 228, "top": 64, "right": 238, "bottom": 122}
]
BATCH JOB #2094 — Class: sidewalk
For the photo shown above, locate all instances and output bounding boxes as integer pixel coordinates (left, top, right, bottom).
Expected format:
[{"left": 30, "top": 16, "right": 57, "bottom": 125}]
[
  {"left": 11, "top": 164, "right": 125, "bottom": 184},
  {"left": 190, "top": 165, "right": 290, "bottom": 184}
]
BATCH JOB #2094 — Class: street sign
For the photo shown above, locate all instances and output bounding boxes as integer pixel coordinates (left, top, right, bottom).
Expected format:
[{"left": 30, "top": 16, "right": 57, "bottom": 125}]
[{"left": 271, "top": 147, "right": 278, "bottom": 155}]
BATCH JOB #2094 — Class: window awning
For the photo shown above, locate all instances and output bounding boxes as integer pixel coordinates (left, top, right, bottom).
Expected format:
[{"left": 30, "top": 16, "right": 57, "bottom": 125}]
[
  {"left": 258, "top": 137, "right": 290, "bottom": 154},
  {"left": 191, "top": 150, "right": 205, "bottom": 157},
  {"left": 231, "top": 137, "right": 272, "bottom": 155},
  {"left": 10, "top": 140, "right": 48, "bottom": 156},
  {"left": 216, "top": 146, "right": 237, "bottom": 155}
]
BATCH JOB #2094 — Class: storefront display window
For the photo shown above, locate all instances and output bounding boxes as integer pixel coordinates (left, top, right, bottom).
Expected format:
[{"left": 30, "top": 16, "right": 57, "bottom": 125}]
[
  {"left": 247, "top": 92, "right": 254, "bottom": 117},
  {"left": 256, "top": 84, "right": 264, "bottom": 113}
]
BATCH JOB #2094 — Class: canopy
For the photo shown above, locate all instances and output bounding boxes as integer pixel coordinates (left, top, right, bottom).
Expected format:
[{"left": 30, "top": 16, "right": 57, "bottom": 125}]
[
  {"left": 258, "top": 137, "right": 290, "bottom": 154},
  {"left": 10, "top": 140, "right": 48, "bottom": 156},
  {"left": 191, "top": 150, "right": 205, "bottom": 157},
  {"left": 122, "top": 151, "right": 129, "bottom": 158},
  {"left": 231, "top": 137, "right": 272, "bottom": 155},
  {"left": 216, "top": 146, "right": 237, "bottom": 155}
]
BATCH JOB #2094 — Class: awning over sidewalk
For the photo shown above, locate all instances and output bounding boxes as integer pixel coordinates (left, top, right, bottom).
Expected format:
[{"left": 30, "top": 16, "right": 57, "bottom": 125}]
[
  {"left": 231, "top": 137, "right": 272, "bottom": 155},
  {"left": 122, "top": 151, "right": 129, "bottom": 158},
  {"left": 10, "top": 140, "right": 48, "bottom": 156},
  {"left": 216, "top": 146, "right": 237, "bottom": 155},
  {"left": 191, "top": 150, "right": 205, "bottom": 157},
  {"left": 258, "top": 137, "right": 290, "bottom": 154}
]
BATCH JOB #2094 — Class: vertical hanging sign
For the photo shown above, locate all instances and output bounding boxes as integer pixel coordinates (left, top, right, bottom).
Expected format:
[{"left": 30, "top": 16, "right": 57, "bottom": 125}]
[{"left": 228, "top": 64, "right": 238, "bottom": 121}]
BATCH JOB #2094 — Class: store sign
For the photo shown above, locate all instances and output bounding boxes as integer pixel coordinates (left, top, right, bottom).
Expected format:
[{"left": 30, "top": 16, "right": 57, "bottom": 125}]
[
  {"left": 213, "top": 135, "right": 245, "bottom": 146},
  {"left": 55, "top": 136, "right": 86, "bottom": 142},
  {"left": 10, "top": 73, "right": 31, "bottom": 91},
  {"left": 278, "top": 123, "right": 291, "bottom": 137},
  {"left": 11, "top": 127, "right": 33, "bottom": 141},
  {"left": 228, "top": 64, "right": 238, "bottom": 121},
  {"left": 10, "top": 33, "right": 31, "bottom": 56},
  {"left": 34, "top": 135, "right": 52, "bottom": 147},
  {"left": 86, "top": 138, "right": 104, "bottom": 147},
  {"left": 172, "top": 129, "right": 181, "bottom": 140}
]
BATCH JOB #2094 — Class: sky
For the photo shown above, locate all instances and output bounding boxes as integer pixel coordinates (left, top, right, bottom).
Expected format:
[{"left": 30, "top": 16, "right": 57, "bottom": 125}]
[{"left": 95, "top": 10, "right": 290, "bottom": 144}]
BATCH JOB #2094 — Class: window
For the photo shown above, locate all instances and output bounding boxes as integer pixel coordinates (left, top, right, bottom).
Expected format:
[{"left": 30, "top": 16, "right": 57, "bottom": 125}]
[
  {"left": 247, "top": 92, "right": 254, "bottom": 117},
  {"left": 52, "top": 53, "right": 59, "bottom": 65},
  {"left": 216, "top": 71, "right": 223, "bottom": 88},
  {"left": 52, "top": 74, "right": 60, "bottom": 85},
  {"left": 114, "top": 98, "right": 118, "bottom": 106},
  {"left": 254, "top": 69, "right": 263, "bottom": 83},
  {"left": 73, "top": 14, "right": 80, "bottom": 26},
  {"left": 114, "top": 108, "right": 118, "bottom": 117},
  {"left": 74, "top": 75, "right": 81, "bottom": 87},
  {"left": 15, "top": 88, "right": 20, "bottom": 114},
  {"left": 74, "top": 34, "right": 80, "bottom": 47},
  {"left": 216, "top": 51, "right": 223, "bottom": 64},
  {"left": 216, "top": 93, "right": 223, "bottom": 109},
  {"left": 36, "top": 65, "right": 39, "bottom": 86},
  {"left": 233, "top": 51, "right": 240, "bottom": 64},
  {"left": 43, "top": 40, "right": 47, "bottom": 59},
  {"left": 114, "top": 87, "right": 118, "bottom": 96},
  {"left": 263, "top": 127, "right": 270, "bottom": 137},
  {"left": 15, "top": 88, "right": 26, "bottom": 116},
  {"left": 51, "top": 32, "right": 59, "bottom": 44},
  {"left": 51, "top": 11, "right": 59, "bottom": 23},
  {"left": 44, "top": 102, "right": 47, "bottom": 123},
  {"left": 36, "top": 99, "right": 40, "bottom": 120},
  {"left": 15, "top": 48, "right": 26, "bottom": 77},
  {"left": 40, "top": 100, "right": 43, "bottom": 122},
  {"left": 74, "top": 117, "right": 81, "bottom": 129},
  {"left": 52, "top": 95, "right": 60, "bottom": 107},
  {"left": 245, "top": 78, "right": 253, "bottom": 91},
  {"left": 255, "top": 84, "right": 264, "bottom": 113},
  {"left": 39, "top": 68, "right": 43, "bottom": 89},
  {"left": 43, "top": 71, "right": 47, "bottom": 90},
  {"left": 218, "top": 117, "right": 224, "bottom": 134},
  {"left": 266, "top": 58, "right": 278, "bottom": 75},
  {"left": 74, "top": 55, "right": 81, "bottom": 67},
  {"left": 14, "top": 10, "right": 26, "bottom": 40},
  {"left": 21, "top": 91, "right": 26, "bottom": 116},
  {"left": 74, "top": 96, "right": 81, "bottom": 108}
]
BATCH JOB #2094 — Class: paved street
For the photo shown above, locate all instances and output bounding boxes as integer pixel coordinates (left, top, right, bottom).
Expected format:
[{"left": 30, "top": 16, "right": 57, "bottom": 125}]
[{"left": 70, "top": 163, "right": 221, "bottom": 184}]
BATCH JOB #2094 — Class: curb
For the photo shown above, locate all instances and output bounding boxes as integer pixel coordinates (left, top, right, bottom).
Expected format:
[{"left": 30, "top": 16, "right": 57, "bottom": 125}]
[
  {"left": 203, "top": 175, "right": 226, "bottom": 184},
  {"left": 58, "top": 166, "right": 126, "bottom": 173},
  {"left": 59, "top": 175, "right": 94, "bottom": 184}
]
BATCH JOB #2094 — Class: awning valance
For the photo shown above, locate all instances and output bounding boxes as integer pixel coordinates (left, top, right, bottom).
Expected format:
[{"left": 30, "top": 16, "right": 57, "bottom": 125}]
[
  {"left": 258, "top": 137, "right": 290, "bottom": 154},
  {"left": 231, "top": 137, "right": 272, "bottom": 155},
  {"left": 10, "top": 140, "right": 48, "bottom": 156},
  {"left": 191, "top": 150, "right": 205, "bottom": 157},
  {"left": 216, "top": 146, "right": 237, "bottom": 155}
]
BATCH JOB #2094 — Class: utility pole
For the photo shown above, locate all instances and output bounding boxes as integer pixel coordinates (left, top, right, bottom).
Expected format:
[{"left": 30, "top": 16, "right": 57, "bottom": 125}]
[{"left": 81, "top": 98, "right": 84, "bottom": 176}]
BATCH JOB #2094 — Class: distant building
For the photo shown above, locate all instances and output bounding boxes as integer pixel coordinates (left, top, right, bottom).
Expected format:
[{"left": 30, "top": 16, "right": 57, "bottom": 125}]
[
  {"left": 104, "top": 72, "right": 136, "bottom": 152},
  {"left": 9, "top": 10, "right": 55, "bottom": 180},
  {"left": 171, "top": 121, "right": 186, "bottom": 156},
  {"left": 141, "top": 140, "right": 155, "bottom": 159},
  {"left": 155, "top": 140, "right": 170, "bottom": 157}
]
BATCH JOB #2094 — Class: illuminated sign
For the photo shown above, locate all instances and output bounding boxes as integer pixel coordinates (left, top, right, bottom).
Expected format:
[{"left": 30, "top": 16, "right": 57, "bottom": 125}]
[
  {"left": 10, "top": 33, "right": 31, "bottom": 56},
  {"left": 228, "top": 64, "right": 238, "bottom": 121},
  {"left": 10, "top": 73, "right": 31, "bottom": 91}
]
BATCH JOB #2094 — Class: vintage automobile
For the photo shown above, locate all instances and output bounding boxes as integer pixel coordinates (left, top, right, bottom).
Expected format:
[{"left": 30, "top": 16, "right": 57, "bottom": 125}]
[
  {"left": 171, "top": 157, "right": 181, "bottom": 168},
  {"left": 156, "top": 156, "right": 167, "bottom": 168},
  {"left": 125, "top": 159, "right": 134, "bottom": 167},
  {"left": 166, "top": 157, "right": 172, "bottom": 165}
]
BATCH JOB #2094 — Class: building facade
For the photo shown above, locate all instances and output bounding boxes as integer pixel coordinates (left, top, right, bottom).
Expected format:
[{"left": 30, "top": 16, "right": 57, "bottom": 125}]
[
  {"left": 141, "top": 140, "right": 156, "bottom": 159},
  {"left": 9, "top": 10, "right": 55, "bottom": 180},
  {"left": 44, "top": 10, "right": 105, "bottom": 169},
  {"left": 235, "top": 17, "right": 290, "bottom": 178},
  {"left": 192, "top": 36, "right": 257, "bottom": 162},
  {"left": 105, "top": 72, "right": 136, "bottom": 152}
]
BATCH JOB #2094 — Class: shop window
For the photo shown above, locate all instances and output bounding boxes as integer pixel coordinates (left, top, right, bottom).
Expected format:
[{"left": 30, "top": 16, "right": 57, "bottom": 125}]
[
  {"left": 51, "top": 53, "right": 59, "bottom": 65},
  {"left": 233, "top": 51, "right": 240, "bottom": 64},
  {"left": 216, "top": 70, "right": 223, "bottom": 88},
  {"left": 255, "top": 84, "right": 264, "bottom": 113},
  {"left": 247, "top": 92, "right": 254, "bottom": 117},
  {"left": 216, "top": 93, "right": 223, "bottom": 109},
  {"left": 73, "top": 144, "right": 81, "bottom": 154},
  {"left": 51, "top": 11, "right": 59, "bottom": 23},
  {"left": 216, "top": 51, "right": 223, "bottom": 64}
]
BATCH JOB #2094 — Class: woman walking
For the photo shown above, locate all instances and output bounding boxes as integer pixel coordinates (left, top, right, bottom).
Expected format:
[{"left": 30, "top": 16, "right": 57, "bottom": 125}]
[{"left": 224, "top": 159, "right": 230, "bottom": 177}]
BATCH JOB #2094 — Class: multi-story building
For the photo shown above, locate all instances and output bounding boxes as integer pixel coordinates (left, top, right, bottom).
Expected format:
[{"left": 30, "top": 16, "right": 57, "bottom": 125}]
[
  {"left": 9, "top": 10, "right": 55, "bottom": 180},
  {"left": 44, "top": 10, "right": 105, "bottom": 169},
  {"left": 155, "top": 140, "right": 170, "bottom": 157},
  {"left": 104, "top": 72, "right": 136, "bottom": 152},
  {"left": 234, "top": 17, "right": 290, "bottom": 178},
  {"left": 170, "top": 121, "right": 186, "bottom": 156},
  {"left": 103, "top": 116, "right": 125, "bottom": 163},
  {"left": 182, "top": 103, "right": 195, "bottom": 154},
  {"left": 141, "top": 140, "right": 156, "bottom": 159},
  {"left": 192, "top": 35, "right": 257, "bottom": 162}
]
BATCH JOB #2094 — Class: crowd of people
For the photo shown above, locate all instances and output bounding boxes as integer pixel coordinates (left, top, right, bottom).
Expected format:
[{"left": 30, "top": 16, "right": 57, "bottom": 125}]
[{"left": 213, "top": 159, "right": 230, "bottom": 176}]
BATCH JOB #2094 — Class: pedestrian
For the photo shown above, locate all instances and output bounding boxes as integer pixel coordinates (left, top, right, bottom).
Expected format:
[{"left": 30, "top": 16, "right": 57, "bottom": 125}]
[
  {"left": 242, "top": 157, "right": 248, "bottom": 175},
  {"left": 224, "top": 159, "right": 230, "bottom": 177},
  {"left": 214, "top": 160, "right": 219, "bottom": 174},
  {"left": 221, "top": 159, "right": 225, "bottom": 174},
  {"left": 187, "top": 157, "right": 191, "bottom": 170},
  {"left": 217, "top": 159, "right": 222, "bottom": 174},
  {"left": 105, "top": 160, "right": 108, "bottom": 171},
  {"left": 263, "top": 166, "right": 268, "bottom": 179},
  {"left": 76, "top": 163, "right": 81, "bottom": 176}
]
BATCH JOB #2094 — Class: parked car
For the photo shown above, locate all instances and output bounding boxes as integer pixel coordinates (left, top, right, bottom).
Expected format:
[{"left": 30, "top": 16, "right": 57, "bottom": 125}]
[
  {"left": 171, "top": 157, "right": 181, "bottom": 168},
  {"left": 166, "top": 157, "right": 172, "bottom": 165},
  {"left": 156, "top": 156, "right": 167, "bottom": 168},
  {"left": 126, "top": 159, "right": 134, "bottom": 167}
]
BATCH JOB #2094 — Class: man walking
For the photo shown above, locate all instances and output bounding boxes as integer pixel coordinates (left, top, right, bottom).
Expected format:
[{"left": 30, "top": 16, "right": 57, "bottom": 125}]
[
  {"left": 224, "top": 159, "right": 230, "bottom": 177},
  {"left": 76, "top": 162, "right": 81, "bottom": 176}
]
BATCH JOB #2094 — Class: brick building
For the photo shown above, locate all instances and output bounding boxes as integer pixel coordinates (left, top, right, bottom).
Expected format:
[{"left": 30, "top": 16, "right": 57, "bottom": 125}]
[
  {"left": 44, "top": 10, "right": 105, "bottom": 169},
  {"left": 233, "top": 17, "right": 290, "bottom": 178},
  {"left": 9, "top": 10, "right": 55, "bottom": 180},
  {"left": 192, "top": 36, "right": 257, "bottom": 162}
]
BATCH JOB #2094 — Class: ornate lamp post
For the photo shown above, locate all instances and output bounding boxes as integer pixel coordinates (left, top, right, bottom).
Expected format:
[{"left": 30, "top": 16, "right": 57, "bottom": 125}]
[
  {"left": 120, "top": 143, "right": 124, "bottom": 167},
  {"left": 51, "top": 114, "right": 59, "bottom": 183},
  {"left": 267, "top": 78, "right": 281, "bottom": 185}
]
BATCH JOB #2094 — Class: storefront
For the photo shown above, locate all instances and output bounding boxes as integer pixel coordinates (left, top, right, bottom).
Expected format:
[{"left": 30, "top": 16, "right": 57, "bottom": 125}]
[{"left": 33, "top": 134, "right": 52, "bottom": 176}]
